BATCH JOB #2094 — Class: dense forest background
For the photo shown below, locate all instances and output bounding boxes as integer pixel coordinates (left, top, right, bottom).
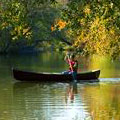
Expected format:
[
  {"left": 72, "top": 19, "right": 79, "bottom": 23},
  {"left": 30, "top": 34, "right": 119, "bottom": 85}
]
[{"left": 0, "top": 0, "right": 120, "bottom": 59}]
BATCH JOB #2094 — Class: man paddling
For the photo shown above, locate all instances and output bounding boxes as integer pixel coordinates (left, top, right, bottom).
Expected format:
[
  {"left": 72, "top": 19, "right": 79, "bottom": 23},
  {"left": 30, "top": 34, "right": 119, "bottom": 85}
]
[{"left": 62, "top": 53, "right": 78, "bottom": 80}]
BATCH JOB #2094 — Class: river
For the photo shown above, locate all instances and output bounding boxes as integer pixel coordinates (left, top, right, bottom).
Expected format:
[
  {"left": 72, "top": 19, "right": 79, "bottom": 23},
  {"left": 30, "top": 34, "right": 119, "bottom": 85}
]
[{"left": 0, "top": 52, "right": 120, "bottom": 120}]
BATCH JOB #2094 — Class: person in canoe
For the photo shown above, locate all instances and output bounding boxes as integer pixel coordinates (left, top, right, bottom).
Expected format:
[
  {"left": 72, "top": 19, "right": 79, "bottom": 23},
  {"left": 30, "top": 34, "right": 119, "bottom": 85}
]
[{"left": 62, "top": 53, "right": 78, "bottom": 80}]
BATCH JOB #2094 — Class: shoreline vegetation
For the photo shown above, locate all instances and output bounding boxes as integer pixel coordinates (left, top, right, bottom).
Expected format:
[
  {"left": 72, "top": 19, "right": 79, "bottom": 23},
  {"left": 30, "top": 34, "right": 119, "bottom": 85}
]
[{"left": 0, "top": 0, "right": 120, "bottom": 59}]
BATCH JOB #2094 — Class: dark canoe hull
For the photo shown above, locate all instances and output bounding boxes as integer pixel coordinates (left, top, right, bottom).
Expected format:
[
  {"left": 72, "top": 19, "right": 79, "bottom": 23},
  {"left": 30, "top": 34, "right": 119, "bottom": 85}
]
[{"left": 12, "top": 69, "right": 100, "bottom": 82}]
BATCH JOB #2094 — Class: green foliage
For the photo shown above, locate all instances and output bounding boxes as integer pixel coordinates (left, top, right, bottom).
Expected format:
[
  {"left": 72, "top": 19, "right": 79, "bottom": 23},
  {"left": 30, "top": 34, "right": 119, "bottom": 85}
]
[
  {"left": 0, "top": 0, "right": 31, "bottom": 40},
  {"left": 60, "top": 0, "right": 120, "bottom": 59},
  {"left": 0, "top": 0, "right": 59, "bottom": 53},
  {"left": 0, "top": 0, "right": 119, "bottom": 58}
]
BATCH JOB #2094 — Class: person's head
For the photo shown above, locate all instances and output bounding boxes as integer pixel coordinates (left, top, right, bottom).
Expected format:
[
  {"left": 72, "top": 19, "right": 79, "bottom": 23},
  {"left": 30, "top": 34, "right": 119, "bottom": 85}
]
[{"left": 70, "top": 54, "right": 75, "bottom": 60}]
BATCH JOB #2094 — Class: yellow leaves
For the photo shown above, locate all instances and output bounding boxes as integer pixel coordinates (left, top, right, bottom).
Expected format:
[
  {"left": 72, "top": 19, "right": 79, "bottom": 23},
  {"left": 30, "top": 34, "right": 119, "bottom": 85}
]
[
  {"left": 23, "top": 27, "right": 30, "bottom": 35},
  {"left": 59, "top": 1, "right": 120, "bottom": 59},
  {"left": 84, "top": 5, "right": 91, "bottom": 15},
  {"left": 51, "top": 25, "right": 55, "bottom": 32},
  {"left": 10, "top": 25, "right": 32, "bottom": 41},
  {"left": 80, "top": 19, "right": 85, "bottom": 26},
  {"left": 57, "top": 19, "right": 66, "bottom": 30},
  {"left": 24, "top": 31, "right": 32, "bottom": 40},
  {"left": 72, "top": 14, "right": 120, "bottom": 58},
  {"left": 1, "top": 22, "right": 8, "bottom": 29},
  {"left": 22, "top": 26, "right": 32, "bottom": 39},
  {"left": 91, "top": 17, "right": 100, "bottom": 30},
  {"left": 109, "top": 28, "right": 115, "bottom": 35},
  {"left": 110, "top": 2, "right": 114, "bottom": 8},
  {"left": 12, "top": 16, "right": 19, "bottom": 22},
  {"left": 51, "top": 19, "right": 66, "bottom": 31},
  {"left": 74, "top": 39, "right": 80, "bottom": 47}
]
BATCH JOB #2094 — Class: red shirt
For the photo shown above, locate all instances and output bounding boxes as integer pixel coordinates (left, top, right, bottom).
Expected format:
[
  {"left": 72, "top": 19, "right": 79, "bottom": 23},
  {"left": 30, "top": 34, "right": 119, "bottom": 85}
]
[{"left": 67, "top": 60, "right": 78, "bottom": 72}]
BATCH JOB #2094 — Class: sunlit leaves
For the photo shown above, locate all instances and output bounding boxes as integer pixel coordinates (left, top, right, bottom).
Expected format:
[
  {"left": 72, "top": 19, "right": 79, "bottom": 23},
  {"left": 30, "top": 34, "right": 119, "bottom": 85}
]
[
  {"left": 60, "top": 0, "right": 120, "bottom": 59},
  {"left": 10, "top": 25, "right": 32, "bottom": 41},
  {"left": 0, "top": 0, "right": 58, "bottom": 53},
  {"left": 0, "top": 0, "right": 32, "bottom": 42},
  {"left": 84, "top": 4, "right": 91, "bottom": 15},
  {"left": 51, "top": 19, "right": 66, "bottom": 31}
]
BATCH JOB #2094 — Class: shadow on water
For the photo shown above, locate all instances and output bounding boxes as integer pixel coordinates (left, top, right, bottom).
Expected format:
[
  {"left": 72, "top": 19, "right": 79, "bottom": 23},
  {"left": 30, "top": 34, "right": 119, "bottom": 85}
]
[{"left": 13, "top": 78, "right": 100, "bottom": 90}]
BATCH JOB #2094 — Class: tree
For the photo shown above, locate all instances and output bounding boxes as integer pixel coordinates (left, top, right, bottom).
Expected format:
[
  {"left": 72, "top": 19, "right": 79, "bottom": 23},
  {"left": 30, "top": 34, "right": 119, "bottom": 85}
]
[
  {"left": 60, "top": 0, "right": 120, "bottom": 59},
  {"left": 0, "top": 0, "right": 58, "bottom": 53}
]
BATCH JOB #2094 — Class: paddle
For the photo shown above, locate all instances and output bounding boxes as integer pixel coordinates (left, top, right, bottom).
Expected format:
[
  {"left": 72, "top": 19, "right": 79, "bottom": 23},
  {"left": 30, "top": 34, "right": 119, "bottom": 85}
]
[{"left": 67, "top": 55, "right": 77, "bottom": 82}]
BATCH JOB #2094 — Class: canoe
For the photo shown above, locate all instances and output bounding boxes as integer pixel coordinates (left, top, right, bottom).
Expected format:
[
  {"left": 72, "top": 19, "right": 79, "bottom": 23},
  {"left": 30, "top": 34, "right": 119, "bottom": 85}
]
[{"left": 12, "top": 68, "right": 100, "bottom": 82}]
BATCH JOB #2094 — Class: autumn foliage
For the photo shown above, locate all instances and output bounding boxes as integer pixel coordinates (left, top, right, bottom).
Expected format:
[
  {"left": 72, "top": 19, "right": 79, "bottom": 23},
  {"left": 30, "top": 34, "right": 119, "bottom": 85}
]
[
  {"left": 51, "top": 19, "right": 66, "bottom": 31},
  {"left": 60, "top": 0, "right": 120, "bottom": 59}
]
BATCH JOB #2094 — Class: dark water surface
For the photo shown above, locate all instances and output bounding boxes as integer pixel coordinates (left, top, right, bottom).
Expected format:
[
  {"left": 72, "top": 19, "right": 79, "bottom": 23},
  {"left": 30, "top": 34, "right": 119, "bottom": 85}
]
[{"left": 0, "top": 52, "right": 120, "bottom": 120}]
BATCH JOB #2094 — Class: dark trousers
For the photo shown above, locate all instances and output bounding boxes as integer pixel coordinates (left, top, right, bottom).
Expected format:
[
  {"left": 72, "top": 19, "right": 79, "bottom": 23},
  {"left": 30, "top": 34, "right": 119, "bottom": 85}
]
[{"left": 62, "top": 71, "right": 77, "bottom": 80}]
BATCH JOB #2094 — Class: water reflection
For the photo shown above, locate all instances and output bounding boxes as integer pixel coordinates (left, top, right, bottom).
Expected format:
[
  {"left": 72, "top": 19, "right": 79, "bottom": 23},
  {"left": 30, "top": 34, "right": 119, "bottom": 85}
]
[
  {"left": 0, "top": 53, "right": 120, "bottom": 78},
  {"left": 0, "top": 52, "right": 120, "bottom": 120},
  {"left": 65, "top": 82, "right": 77, "bottom": 103},
  {"left": 80, "top": 82, "right": 120, "bottom": 120},
  {"left": 13, "top": 82, "right": 89, "bottom": 120}
]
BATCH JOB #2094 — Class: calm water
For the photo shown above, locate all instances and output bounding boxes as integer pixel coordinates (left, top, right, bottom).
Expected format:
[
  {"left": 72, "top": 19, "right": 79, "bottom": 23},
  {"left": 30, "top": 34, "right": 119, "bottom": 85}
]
[{"left": 0, "top": 52, "right": 120, "bottom": 120}]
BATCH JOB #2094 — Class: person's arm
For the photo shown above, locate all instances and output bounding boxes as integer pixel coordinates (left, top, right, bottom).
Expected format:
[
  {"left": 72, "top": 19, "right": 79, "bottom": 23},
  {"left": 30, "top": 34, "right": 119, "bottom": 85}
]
[
  {"left": 64, "top": 53, "right": 70, "bottom": 63},
  {"left": 64, "top": 55, "right": 68, "bottom": 62}
]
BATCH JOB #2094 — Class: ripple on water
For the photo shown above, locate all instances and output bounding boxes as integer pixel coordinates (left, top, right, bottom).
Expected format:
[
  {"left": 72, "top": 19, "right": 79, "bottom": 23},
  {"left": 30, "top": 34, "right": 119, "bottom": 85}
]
[{"left": 12, "top": 82, "right": 91, "bottom": 120}]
